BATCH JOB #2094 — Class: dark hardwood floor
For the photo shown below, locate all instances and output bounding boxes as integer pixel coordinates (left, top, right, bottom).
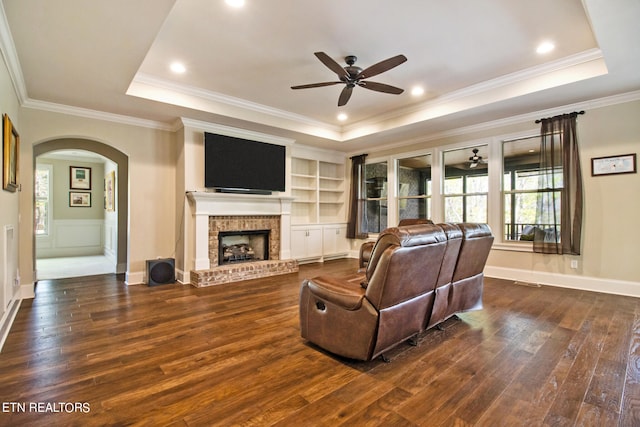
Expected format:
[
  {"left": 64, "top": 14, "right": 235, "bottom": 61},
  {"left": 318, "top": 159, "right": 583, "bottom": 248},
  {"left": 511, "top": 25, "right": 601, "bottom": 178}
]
[{"left": 1, "top": 258, "right": 639, "bottom": 426}]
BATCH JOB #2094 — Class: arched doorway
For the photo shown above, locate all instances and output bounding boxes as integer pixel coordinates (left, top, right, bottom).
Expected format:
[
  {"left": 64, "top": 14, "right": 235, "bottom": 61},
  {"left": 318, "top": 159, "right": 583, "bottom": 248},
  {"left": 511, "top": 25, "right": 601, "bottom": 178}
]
[{"left": 33, "top": 138, "right": 128, "bottom": 277}]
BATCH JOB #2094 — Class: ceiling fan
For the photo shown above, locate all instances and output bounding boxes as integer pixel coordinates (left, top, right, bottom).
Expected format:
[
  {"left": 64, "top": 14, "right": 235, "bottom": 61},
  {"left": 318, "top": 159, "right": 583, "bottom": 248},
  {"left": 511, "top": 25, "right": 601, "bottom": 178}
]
[
  {"left": 468, "top": 148, "right": 487, "bottom": 169},
  {"left": 291, "top": 52, "right": 407, "bottom": 107}
]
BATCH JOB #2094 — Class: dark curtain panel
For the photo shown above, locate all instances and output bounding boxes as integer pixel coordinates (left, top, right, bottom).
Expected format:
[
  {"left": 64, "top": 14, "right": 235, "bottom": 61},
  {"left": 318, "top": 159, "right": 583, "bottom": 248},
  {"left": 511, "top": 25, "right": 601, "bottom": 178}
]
[
  {"left": 534, "top": 112, "right": 583, "bottom": 254},
  {"left": 346, "top": 154, "right": 368, "bottom": 239}
]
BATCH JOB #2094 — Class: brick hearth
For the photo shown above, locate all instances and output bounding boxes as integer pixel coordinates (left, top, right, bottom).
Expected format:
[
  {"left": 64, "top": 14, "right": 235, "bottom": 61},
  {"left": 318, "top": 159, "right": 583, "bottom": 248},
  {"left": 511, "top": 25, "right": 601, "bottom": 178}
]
[{"left": 191, "top": 260, "right": 299, "bottom": 287}]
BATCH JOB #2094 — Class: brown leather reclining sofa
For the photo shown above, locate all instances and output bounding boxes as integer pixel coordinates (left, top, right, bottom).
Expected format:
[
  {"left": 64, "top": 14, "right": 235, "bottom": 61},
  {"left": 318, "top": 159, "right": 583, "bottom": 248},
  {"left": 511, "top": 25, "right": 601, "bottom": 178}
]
[
  {"left": 299, "top": 222, "right": 493, "bottom": 361},
  {"left": 358, "top": 218, "right": 433, "bottom": 269}
]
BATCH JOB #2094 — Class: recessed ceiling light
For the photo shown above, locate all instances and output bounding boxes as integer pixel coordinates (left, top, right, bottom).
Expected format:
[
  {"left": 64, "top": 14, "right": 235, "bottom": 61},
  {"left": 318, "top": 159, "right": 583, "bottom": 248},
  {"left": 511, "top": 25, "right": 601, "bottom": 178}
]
[
  {"left": 170, "top": 62, "right": 186, "bottom": 74},
  {"left": 411, "top": 86, "right": 425, "bottom": 96},
  {"left": 536, "top": 41, "right": 555, "bottom": 54},
  {"left": 225, "top": 0, "right": 245, "bottom": 7},
  {"left": 337, "top": 113, "right": 348, "bottom": 121}
]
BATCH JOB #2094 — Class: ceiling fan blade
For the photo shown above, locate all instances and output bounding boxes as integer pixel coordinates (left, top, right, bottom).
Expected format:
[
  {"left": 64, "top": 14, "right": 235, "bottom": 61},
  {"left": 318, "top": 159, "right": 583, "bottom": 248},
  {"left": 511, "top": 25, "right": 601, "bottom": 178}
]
[
  {"left": 291, "top": 81, "right": 342, "bottom": 90},
  {"left": 356, "top": 54, "right": 407, "bottom": 80},
  {"left": 338, "top": 85, "right": 353, "bottom": 106},
  {"left": 314, "top": 52, "right": 349, "bottom": 79},
  {"left": 357, "top": 81, "right": 404, "bottom": 94}
]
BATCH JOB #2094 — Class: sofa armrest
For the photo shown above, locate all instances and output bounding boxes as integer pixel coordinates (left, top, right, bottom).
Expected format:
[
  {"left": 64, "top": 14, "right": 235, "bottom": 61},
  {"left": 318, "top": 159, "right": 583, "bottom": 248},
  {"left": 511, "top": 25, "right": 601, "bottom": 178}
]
[
  {"left": 305, "top": 274, "right": 367, "bottom": 310},
  {"left": 359, "top": 241, "right": 375, "bottom": 268}
]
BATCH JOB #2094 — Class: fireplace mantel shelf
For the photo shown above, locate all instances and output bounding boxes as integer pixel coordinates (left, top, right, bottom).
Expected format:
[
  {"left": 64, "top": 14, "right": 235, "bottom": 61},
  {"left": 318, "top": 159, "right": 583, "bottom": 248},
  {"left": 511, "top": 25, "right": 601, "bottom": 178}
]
[{"left": 187, "top": 191, "right": 295, "bottom": 216}]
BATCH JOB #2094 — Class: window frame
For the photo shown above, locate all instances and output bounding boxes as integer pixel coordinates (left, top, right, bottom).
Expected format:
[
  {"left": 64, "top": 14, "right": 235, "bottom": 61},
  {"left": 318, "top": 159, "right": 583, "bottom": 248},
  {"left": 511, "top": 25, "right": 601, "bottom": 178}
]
[
  {"left": 363, "top": 158, "right": 390, "bottom": 234},
  {"left": 356, "top": 129, "right": 553, "bottom": 252},
  {"left": 395, "top": 152, "right": 433, "bottom": 222},
  {"left": 34, "top": 163, "right": 53, "bottom": 237},
  {"left": 442, "top": 145, "right": 490, "bottom": 223}
]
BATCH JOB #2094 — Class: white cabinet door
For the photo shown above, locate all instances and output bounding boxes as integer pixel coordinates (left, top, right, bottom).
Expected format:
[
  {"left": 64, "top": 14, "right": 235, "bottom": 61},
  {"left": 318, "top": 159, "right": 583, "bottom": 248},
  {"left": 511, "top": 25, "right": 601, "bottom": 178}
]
[
  {"left": 322, "top": 225, "right": 349, "bottom": 257},
  {"left": 290, "top": 228, "right": 308, "bottom": 259},
  {"left": 306, "top": 228, "right": 323, "bottom": 258},
  {"left": 291, "top": 226, "right": 323, "bottom": 260}
]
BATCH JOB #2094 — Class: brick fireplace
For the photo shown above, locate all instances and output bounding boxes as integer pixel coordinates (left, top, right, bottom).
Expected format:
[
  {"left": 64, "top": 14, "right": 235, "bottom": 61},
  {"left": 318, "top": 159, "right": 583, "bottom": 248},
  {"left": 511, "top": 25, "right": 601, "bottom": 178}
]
[{"left": 187, "top": 192, "right": 298, "bottom": 287}]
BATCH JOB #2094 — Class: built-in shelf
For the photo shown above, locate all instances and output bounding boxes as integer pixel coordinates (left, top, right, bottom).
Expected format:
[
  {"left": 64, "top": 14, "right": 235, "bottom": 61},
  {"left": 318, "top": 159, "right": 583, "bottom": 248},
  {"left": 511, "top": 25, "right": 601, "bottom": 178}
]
[{"left": 291, "top": 157, "right": 346, "bottom": 224}]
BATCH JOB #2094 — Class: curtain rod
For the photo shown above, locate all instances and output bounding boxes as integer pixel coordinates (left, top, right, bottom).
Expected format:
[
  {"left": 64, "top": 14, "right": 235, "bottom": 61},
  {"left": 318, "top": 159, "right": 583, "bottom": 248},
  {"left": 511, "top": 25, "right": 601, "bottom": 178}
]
[{"left": 535, "top": 110, "right": 585, "bottom": 124}]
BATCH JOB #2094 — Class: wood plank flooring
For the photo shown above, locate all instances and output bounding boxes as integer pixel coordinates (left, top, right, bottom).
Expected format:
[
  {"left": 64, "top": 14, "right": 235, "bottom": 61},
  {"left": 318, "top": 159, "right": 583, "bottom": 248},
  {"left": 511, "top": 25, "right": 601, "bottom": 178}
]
[{"left": 1, "top": 258, "right": 639, "bottom": 426}]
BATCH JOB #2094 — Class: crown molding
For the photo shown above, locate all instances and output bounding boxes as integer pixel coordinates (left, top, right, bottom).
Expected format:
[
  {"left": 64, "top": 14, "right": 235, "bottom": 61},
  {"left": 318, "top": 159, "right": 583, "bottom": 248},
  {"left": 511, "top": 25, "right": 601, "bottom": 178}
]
[
  {"left": 0, "top": 1, "right": 27, "bottom": 104},
  {"left": 350, "top": 89, "right": 640, "bottom": 157},
  {"left": 22, "top": 98, "right": 175, "bottom": 131},
  {"left": 129, "top": 73, "right": 341, "bottom": 134},
  {"left": 342, "top": 49, "right": 607, "bottom": 137},
  {"left": 179, "top": 117, "right": 296, "bottom": 146}
]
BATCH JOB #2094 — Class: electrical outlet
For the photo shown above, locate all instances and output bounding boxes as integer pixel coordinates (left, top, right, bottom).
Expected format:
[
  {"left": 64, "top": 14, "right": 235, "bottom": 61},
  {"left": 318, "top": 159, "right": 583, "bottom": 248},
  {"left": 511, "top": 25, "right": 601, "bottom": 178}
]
[{"left": 570, "top": 260, "right": 578, "bottom": 269}]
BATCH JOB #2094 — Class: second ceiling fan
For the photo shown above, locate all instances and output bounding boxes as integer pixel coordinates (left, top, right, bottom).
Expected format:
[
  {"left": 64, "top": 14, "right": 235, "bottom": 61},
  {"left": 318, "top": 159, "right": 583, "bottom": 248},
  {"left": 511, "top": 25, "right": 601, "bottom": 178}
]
[{"left": 291, "top": 52, "right": 407, "bottom": 107}]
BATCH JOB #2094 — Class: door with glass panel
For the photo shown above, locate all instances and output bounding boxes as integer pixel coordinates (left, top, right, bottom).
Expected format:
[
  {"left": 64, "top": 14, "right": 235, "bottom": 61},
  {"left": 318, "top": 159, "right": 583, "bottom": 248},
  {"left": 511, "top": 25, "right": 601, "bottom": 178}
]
[
  {"left": 443, "top": 146, "right": 488, "bottom": 223},
  {"left": 396, "top": 154, "right": 432, "bottom": 222},
  {"left": 364, "top": 161, "right": 388, "bottom": 233}
]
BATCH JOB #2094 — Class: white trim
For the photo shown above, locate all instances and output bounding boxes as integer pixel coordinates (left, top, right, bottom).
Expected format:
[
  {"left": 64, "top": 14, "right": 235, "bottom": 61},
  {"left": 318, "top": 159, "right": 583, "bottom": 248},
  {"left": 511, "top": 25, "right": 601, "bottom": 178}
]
[
  {"left": 186, "top": 192, "right": 295, "bottom": 271},
  {"left": 0, "top": 298, "right": 21, "bottom": 352},
  {"left": 179, "top": 118, "right": 296, "bottom": 146},
  {"left": 125, "top": 271, "right": 145, "bottom": 286},
  {"left": 0, "top": 1, "right": 27, "bottom": 103},
  {"left": 485, "top": 266, "right": 640, "bottom": 298},
  {"left": 345, "top": 49, "right": 605, "bottom": 131},
  {"left": 131, "top": 73, "right": 339, "bottom": 133},
  {"left": 176, "top": 267, "right": 189, "bottom": 285},
  {"left": 20, "top": 282, "right": 34, "bottom": 299},
  {"left": 348, "top": 89, "right": 640, "bottom": 157},
  {"left": 22, "top": 99, "right": 174, "bottom": 131}
]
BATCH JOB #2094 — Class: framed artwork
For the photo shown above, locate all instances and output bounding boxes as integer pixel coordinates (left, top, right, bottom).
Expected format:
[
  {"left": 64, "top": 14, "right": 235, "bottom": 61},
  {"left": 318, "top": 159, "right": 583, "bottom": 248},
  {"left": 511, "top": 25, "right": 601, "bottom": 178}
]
[
  {"left": 2, "top": 114, "right": 19, "bottom": 192},
  {"left": 591, "top": 153, "right": 637, "bottom": 176},
  {"left": 105, "top": 170, "right": 115, "bottom": 211},
  {"left": 70, "top": 166, "right": 91, "bottom": 190},
  {"left": 69, "top": 191, "right": 91, "bottom": 207}
]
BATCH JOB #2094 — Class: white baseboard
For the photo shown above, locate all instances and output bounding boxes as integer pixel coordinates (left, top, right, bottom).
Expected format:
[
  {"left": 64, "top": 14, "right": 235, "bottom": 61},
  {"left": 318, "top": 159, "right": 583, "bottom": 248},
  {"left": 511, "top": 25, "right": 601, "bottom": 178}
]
[
  {"left": 176, "top": 268, "right": 189, "bottom": 285},
  {"left": 125, "top": 271, "right": 145, "bottom": 286},
  {"left": 21, "top": 282, "right": 35, "bottom": 299},
  {"left": 0, "top": 298, "right": 21, "bottom": 352},
  {"left": 484, "top": 266, "right": 640, "bottom": 298},
  {"left": 128, "top": 267, "right": 189, "bottom": 286}
]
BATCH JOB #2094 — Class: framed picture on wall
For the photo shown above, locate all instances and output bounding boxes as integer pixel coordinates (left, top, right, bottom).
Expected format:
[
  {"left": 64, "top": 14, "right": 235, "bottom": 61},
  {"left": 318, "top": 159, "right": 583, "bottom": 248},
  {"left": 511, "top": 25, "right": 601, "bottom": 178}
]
[
  {"left": 70, "top": 166, "right": 91, "bottom": 190},
  {"left": 105, "top": 170, "right": 115, "bottom": 211},
  {"left": 591, "top": 153, "right": 637, "bottom": 176},
  {"left": 2, "top": 113, "right": 19, "bottom": 192},
  {"left": 69, "top": 191, "right": 91, "bottom": 207}
]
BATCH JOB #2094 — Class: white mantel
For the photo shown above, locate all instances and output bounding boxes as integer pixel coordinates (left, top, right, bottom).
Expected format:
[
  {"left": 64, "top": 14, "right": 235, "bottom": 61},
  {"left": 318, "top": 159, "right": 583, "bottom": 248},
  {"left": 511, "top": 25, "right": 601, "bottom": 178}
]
[{"left": 186, "top": 191, "right": 294, "bottom": 270}]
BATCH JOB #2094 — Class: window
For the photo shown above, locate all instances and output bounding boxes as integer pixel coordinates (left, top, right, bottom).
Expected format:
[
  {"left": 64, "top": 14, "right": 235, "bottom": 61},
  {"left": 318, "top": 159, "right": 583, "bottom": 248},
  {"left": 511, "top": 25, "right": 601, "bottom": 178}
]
[
  {"left": 503, "top": 135, "right": 562, "bottom": 241},
  {"left": 397, "top": 154, "right": 432, "bottom": 221},
  {"left": 364, "top": 161, "right": 388, "bottom": 233},
  {"left": 35, "top": 164, "right": 52, "bottom": 236},
  {"left": 443, "top": 146, "right": 488, "bottom": 222}
]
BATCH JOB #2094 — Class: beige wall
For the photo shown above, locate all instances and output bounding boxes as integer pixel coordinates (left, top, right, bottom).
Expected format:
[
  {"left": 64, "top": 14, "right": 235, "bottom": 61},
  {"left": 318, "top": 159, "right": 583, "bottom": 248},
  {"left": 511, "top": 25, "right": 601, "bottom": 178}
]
[
  {"left": 37, "top": 157, "right": 105, "bottom": 220},
  {"left": 490, "top": 101, "right": 640, "bottom": 285},
  {"left": 0, "top": 48, "right": 22, "bottom": 322},
  {"left": 18, "top": 109, "right": 177, "bottom": 285},
  {"left": 358, "top": 99, "right": 640, "bottom": 291}
]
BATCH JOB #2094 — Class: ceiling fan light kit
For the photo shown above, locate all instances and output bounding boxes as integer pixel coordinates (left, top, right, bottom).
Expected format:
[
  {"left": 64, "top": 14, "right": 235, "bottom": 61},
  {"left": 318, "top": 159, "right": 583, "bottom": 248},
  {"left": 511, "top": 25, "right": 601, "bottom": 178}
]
[
  {"left": 291, "top": 52, "right": 407, "bottom": 106},
  {"left": 468, "top": 148, "right": 486, "bottom": 169}
]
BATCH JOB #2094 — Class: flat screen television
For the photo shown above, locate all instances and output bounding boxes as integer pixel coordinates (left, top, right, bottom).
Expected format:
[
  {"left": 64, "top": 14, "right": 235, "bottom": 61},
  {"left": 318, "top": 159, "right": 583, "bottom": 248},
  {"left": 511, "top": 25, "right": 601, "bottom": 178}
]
[{"left": 204, "top": 132, "right": 286, "bottom": 194}]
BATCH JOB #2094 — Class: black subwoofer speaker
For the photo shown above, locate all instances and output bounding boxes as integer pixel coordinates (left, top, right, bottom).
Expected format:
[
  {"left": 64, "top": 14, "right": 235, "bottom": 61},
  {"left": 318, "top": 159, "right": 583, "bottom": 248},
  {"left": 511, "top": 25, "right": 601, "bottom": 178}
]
[{"left": 147, "top": 258, "right": 175, "bottom": 286}]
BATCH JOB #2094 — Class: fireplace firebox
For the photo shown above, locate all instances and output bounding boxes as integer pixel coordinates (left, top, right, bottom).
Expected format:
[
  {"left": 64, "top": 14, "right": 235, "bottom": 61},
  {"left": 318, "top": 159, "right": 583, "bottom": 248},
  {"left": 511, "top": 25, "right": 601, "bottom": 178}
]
[{"left": 218, "top": 230, "right": 270, "bottom": 265}]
